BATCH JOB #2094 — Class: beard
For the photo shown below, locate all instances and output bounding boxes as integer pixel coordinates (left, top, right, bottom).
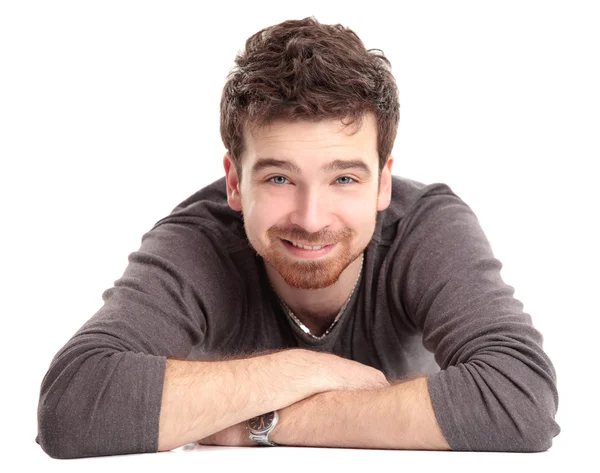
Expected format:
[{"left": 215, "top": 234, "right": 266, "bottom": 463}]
[{"left": 244, "top": 223, "right": 367, "bottom": 290}]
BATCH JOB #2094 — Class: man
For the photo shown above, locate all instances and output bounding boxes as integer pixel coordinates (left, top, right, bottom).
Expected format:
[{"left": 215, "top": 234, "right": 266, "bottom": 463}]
[{"left": 36, "top": 17, "right": 560, "bottom": 458}]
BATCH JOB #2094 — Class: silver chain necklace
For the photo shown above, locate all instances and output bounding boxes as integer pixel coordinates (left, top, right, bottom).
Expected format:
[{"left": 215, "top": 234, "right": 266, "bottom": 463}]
[{"left": 270, "top": 253, "right": 364, "bottom": 340}]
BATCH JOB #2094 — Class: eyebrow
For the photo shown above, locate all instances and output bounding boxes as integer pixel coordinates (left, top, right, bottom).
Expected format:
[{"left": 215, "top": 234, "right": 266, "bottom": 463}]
[{"left": 251, "top": 158, "right": 372, "bottom": 178}]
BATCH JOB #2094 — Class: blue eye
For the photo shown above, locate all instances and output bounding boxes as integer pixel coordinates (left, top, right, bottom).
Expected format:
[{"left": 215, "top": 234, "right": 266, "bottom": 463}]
[
  {"left": 267, "top": 176, "right": 356, "bottom": 185},
  {"left": 268, "top": 176, "right": 290, "bottom": 185}
]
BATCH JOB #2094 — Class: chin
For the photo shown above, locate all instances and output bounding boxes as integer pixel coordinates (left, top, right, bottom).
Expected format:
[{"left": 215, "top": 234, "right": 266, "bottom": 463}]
[
  {"left": 260, "top": 238, "right": 360, "bottom": 291},
  {"left": 277, "top": 266, "right": 342, "bottom": 290}
]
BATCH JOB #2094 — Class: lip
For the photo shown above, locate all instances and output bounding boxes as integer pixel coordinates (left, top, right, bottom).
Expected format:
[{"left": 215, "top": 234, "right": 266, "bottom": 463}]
[{"left": 280, "top": 239, "right": 336, "bottom": 259}]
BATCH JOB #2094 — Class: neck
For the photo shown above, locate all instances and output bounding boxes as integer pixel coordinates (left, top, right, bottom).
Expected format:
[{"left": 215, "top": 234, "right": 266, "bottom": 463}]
[{"left": 265, "top": 253, "right": 364, "bottom": 326}]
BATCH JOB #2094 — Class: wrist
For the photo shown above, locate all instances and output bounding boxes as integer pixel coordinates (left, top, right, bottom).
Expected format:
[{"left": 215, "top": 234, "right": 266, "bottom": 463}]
[
  {"left": 240, "top": 422, "right": 257, "bottom": 447},
  {"left": 267, "top": 398, "right": 306, "bottom": 446},
  {"left": 247, "top": 410, "right": 280, "bottom": 446},
  {"left": 268, "top": 409, "right": 287, "bottom": 446}
]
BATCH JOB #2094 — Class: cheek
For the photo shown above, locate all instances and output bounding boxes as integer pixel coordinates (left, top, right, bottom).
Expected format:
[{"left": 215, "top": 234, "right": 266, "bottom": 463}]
[
  {"left": 337, "top": 196, "right": 376, "bottom": 223},
  {"left": 243, "top": 193, "right": 287, "bottom": 231}
]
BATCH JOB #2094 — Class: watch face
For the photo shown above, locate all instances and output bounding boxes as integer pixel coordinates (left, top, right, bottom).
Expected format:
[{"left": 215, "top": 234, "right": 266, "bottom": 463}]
[{"left": 248, "top": 411, "right": 276, "bottom": 432}]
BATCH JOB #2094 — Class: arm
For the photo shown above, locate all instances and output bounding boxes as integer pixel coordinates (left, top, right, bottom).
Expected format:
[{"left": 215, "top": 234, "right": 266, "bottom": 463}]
[
  {"left": 36, "top": 218, "right": 387, "bottom": 458},
  {"left": 158, "top": 349, "right": 330, "bottom": 452},
  {"left": 271, "top": 376, "right": 450, "bottom": 450},
  {"left": 389, "top": 185, "right": 560, "bottom": 451},
  {"left": 39, "top": 222, "right": 327, "bottom": 458}
]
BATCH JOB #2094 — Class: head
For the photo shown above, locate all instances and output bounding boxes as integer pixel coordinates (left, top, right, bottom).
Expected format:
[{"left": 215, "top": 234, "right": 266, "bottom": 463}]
[{"left": 220, "top": 17, "right": 400, "bottom": 290}]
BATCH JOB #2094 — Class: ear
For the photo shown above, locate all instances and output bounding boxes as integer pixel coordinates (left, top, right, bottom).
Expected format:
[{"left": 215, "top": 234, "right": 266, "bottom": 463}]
[
  {"left": 223, "top": 152, "right": 242, "bottom": 212},
  {"left": 376, "top": 156, "right": 394, "bottom": 212}
]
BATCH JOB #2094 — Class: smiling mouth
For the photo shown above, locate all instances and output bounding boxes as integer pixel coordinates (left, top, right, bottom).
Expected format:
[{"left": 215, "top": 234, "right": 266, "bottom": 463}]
[{"left": 281, "top": 239, "right": 334, "bottom": 251}]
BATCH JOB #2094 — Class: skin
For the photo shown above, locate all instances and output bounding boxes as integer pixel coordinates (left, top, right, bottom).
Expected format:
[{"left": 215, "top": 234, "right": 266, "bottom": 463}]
[{"left": 223, "top": 111, "right": 394, "bottom": 336}]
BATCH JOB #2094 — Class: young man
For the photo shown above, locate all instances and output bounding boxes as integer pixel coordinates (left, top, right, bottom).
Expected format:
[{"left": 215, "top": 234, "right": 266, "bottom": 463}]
[{"left": 36, "top": 17, "right": 560, "bottom": 458}]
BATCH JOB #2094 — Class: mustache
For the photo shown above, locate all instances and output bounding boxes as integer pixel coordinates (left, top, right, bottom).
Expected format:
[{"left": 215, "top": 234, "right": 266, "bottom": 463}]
[{"left": 268, "top": 227, "right": 354, "bottom": 244}]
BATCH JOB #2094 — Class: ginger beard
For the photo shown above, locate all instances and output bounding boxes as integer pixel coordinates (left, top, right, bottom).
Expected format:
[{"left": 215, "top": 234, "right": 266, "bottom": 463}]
[{"left": 245, "top": 224, "right": 364, "bottom": 290}]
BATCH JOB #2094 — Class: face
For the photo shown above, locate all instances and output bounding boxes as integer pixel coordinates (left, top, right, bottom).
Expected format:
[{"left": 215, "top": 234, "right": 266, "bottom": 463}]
[{"left": 224, "top": 112, "right": 393, "bottom": 290}]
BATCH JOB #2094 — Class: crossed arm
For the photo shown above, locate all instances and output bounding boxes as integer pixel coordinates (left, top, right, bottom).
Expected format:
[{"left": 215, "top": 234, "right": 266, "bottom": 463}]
[{"left": 198, "top": 375, "right": 451, "bottom": 451}]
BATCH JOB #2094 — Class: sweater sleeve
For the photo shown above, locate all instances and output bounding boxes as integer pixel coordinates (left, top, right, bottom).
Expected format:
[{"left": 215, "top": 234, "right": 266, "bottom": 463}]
[
  {"left": 35, "top": 221, "right": 235, "bottom": 459},
  {"left": 393, "top": 184, "right": 561, "bottom": 452}
]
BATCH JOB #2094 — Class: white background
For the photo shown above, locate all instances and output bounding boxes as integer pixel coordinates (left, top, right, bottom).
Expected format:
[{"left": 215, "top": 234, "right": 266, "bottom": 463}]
[{"left": 1, "top": 0, "right": 598, "bottom": 470}]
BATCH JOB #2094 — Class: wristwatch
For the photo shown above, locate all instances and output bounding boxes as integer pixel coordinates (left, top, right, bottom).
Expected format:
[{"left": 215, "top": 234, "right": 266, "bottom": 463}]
[{"left": 247, "top": 410, "right": 280, "bottom": 446}]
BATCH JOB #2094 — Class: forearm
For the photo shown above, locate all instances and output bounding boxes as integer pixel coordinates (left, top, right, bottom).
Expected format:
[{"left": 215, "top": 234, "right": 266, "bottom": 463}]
[
  {"left": 271, "top": 376, "right": 451, "bottom": 451},
  {"left": 158, "top": 348, "right": 327, "bottom": 451}
]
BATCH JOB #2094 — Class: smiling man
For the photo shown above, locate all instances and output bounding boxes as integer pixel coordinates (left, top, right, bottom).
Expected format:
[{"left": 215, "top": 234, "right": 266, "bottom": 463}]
[
  {"left": 36, "top": 16, "right": 560, "bottom": 459},
  {"left": 226, "top": 114, "right": 389, "bottom": 336}
]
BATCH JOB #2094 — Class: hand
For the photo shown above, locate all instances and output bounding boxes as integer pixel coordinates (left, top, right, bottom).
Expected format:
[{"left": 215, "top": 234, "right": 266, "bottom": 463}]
[
  {"left": 197, "top": 421, "right": 257, "bottom": 447},
  {"left": 315, "top": 352, "right": 391, "bottom": 392},
  {"left": 280, "top": 348, "right": 390, "bottom": 393}
]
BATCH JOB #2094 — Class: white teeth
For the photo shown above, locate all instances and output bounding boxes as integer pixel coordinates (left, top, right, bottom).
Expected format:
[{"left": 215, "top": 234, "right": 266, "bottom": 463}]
[{"left": 289, "top": 241, "right": 324, "bottom": 251}]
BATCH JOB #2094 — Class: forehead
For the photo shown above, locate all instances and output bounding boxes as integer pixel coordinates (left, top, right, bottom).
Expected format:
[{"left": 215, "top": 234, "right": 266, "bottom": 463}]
[{"left": 242, "top": 113, "right": 378, "bottom": 163}]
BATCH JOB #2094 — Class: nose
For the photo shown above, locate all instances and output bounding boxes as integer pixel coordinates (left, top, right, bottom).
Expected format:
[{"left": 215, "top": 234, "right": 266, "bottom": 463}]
[{"left": 288, "top": 185, "right": 333, "bottom": 234}]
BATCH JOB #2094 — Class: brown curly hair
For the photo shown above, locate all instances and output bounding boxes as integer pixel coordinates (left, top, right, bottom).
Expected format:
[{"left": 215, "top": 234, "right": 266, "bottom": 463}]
[{"left": 219, "top": 16, "right": 400, "bottom": 183}]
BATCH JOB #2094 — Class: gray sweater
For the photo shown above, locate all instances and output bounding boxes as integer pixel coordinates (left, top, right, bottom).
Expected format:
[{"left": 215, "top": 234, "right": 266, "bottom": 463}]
[{"left": 35, "top": 175, "right": 561, "bottom": 458}]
